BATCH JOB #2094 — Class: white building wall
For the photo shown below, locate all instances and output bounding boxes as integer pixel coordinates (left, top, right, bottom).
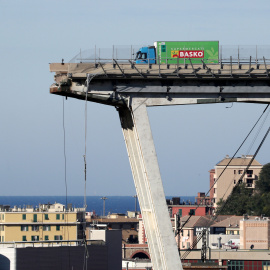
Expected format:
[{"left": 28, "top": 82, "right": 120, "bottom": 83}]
[{"left": 0, "top": 247, "right": 16, "bottom": 270}]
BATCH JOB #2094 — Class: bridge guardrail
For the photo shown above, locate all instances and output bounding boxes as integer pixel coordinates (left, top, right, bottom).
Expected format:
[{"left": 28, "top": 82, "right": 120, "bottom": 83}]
[{"left": 68, "top": 45, "right": 270, "bottom": 65}]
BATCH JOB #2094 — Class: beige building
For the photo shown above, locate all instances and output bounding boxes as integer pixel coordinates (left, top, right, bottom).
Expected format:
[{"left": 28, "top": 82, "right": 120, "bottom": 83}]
[
  {"left": 240, "top": 217, "right": 270, "bottom": 249},
  {"left": 212, "top": 155, "right": 262, "bottom": 207},
  {"left": 0, "top": 203, "right": 85, "bottom": 242}
]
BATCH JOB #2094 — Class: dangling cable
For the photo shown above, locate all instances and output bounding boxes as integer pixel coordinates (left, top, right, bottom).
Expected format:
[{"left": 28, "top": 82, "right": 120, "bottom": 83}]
[
  {"left": 83, "top": 74, "right": 98, "bottom": 270},
  {"left": 62, "top": 97, "right": 68, "bottom": 225},
  {"left": 179, "top": 104, "right": 270, "bottom": 233},
  {"left": 82, "top": 73, "right": 101, "bottom": 270},
  {"left": 83, "top": 73, "right": 98, "bottom": 210},
  {"left": 84, "top": 76, "right": 88, "bottom": 211},
  {"left": 246, "top": 106, "right": 270, "bottom": 154},
  {"left": 62, "top": 97, "right": 71, "bottom": 269},
  {"left": 181, "top": 106, "right": 270, "bottom": 260}
]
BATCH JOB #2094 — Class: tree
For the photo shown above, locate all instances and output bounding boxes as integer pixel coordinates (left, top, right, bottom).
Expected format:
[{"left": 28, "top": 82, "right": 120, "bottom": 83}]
[
  {"left": 256, "top": 163, "right": 270, "bottom": 193},
  {"left": 216, "top": 163, "right": 270, "bottom": 216},
  {"left": 216, "top": 184, "right": 253, "bottom": 215}
]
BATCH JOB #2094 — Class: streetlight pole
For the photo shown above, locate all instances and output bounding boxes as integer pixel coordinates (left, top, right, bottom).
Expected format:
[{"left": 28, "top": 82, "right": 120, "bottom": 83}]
[
  {"left": 101, "top": 197, "right": 107, "bottom": 217},
  {"left": 133, "top": 195, "right": 138, "bottom": 213}
]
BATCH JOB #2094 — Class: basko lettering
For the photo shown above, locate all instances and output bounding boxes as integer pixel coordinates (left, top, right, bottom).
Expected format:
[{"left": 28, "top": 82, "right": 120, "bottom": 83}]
[{"left": 175, "top": 50, "right": 204, "bottom": 58}]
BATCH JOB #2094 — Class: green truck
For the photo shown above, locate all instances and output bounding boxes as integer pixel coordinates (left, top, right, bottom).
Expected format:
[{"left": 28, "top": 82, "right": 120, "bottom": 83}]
[{"left": 135, "top": 41, "right": 219, "bottom": 64}]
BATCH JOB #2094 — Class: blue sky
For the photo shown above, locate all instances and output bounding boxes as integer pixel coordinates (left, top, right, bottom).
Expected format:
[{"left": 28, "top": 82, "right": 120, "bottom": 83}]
[{"left": 0, "top": 0, "right": 270, "bottom": 196}]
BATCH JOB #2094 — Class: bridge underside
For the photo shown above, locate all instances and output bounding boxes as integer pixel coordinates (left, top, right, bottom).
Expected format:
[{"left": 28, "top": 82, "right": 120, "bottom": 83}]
[{"left": 50, "top": 62, "right": 270, "bottom": 270}]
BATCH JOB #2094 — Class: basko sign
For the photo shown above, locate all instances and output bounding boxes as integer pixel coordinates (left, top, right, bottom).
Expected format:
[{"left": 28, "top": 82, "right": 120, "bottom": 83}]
[
  {"left": 157, "top": 41, "right": 219, "bottom": 64},
  {"left": 171, "top": 50, "right": 204, "bottom": 58}
]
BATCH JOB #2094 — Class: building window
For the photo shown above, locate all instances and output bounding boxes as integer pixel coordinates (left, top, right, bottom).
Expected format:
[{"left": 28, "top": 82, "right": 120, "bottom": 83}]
[
  {"left": 2, "top": 214, "right": 4, "bottom": 220},
  {"left": 21, "top": 225, "right": 28, "bottom": 231},
  {"left": 178, "top": 209, "right": 182, "bottom": 217},
  {"left": 214, "top": 188, "right": 216, "bottom": 194},
  {"left": 62, "top": 214, "right": 64, "bottom": 220},
  {"left": 54, "top": 235, "right": 63, "bottom": 240},
  {"left": 238, "top": 170, "right": 243, "bottom": 174},
  {"left": 31, "top": 236, "right": 39, "bottom": 241},
  {"left": 2, "top": 236, "right": 4, "bottom": 242},
  {"left": 234, "top": 170, "right": 236, "bottom": 174},
  {"left": 32, "top": 225, "right": 39, "bottom": 231},
  {"left": 0, "top": 225, "right": 4, "bottom": 231},
  {"left": 56, "top": 214, "right": 60, "bottom": 220},
  {"left": 189, "top": 209, "right": 195, "bottom": 216},
  {"left": 22, "top": 214, "right": 26, "bottom": 220},
  {"left": 44, "top": 214, "right": 49, "bottom": 220},
  {"left": 227, "top": 260, "right": 244, "bottom": 268},
  {"left": 56, "top": 225, "right": 60, "bottom": 231},
  {"left": 234, "top": 180, "right": 236, "bottom": 184},
  {"left": 263, "top": 261, "right": 270, "bottom": 267},
  {"left": 22, "top": 236, "right": 27, "bottom": 241},
  {"left": 33, "top": 214, "right": 37, "bottom": 222},
  {"left": 45, "top": 235, "right": 49, "bottom": 241},
  {"left": 43, "top": 225, "right": 51, "bottom": 231}
]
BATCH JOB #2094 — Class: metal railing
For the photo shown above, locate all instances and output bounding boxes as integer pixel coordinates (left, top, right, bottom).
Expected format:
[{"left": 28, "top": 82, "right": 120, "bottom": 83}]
[
  {"left": 68, "top": 45, "right": 270, "bottom": 65},
  {"left": 0, "top": 239, "right": 105, "bottom": 248}
]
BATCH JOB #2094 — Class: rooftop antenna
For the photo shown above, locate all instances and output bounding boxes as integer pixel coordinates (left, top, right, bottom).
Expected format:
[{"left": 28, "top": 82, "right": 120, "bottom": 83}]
[
  {"left": 133, "top": 195, "right": 138, "bottom": 213},
  {"left": 101, "top": 197, "right": 107, "bottom": 216}
]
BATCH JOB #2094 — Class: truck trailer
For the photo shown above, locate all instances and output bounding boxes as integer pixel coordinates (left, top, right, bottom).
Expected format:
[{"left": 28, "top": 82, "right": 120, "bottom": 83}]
[{"left": 135, "top": 41, "right": 219, "bottom": 64}]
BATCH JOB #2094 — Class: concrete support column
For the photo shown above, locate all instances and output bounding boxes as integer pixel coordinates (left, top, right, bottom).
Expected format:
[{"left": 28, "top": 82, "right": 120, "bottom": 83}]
[{"left": 118, "top": 101, "right": 182, "bottom": 270}]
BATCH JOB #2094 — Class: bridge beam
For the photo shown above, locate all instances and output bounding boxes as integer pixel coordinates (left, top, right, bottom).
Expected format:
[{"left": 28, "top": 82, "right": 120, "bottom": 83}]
[{"left": 119, "top": 101, "right": 182, "bottom": 270}]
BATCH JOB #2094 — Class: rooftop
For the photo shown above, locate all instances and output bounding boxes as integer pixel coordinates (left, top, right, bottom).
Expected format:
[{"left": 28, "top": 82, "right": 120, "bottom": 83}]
[
  {"left": 89, "top": 217, "right": 139, "bottom": 223},
  {"left": 211, "top": 215, "right": 262, "bottom": 228},
  {"left": 216, "top": 155, "right": 262, "bottom": 166},
  {"left": 0, "top": 202, "right": 85, "bottom": 213},
  {"left": 181, "top": 216, "right": 216, "bottom": 228}
]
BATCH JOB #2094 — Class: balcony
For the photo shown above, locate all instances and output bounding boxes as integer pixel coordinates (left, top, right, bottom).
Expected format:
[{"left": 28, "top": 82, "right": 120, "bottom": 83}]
[
  {"left": 246, "top": 183, "right": 254, "bottom": 188},
  {"left": 245, "top": 174, "right": 255, "bottom": 179}
]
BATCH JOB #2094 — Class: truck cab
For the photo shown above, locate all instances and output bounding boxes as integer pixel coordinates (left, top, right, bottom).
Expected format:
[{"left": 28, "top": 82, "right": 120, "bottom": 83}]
[{"left": 135, "top": 46, "right": 156, "bottom": 64}]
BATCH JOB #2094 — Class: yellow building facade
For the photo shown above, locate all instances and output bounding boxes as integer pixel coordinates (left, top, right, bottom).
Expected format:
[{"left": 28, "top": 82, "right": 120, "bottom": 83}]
[{"left": 0, "top": 203, "right": 84, "bottom": 242}]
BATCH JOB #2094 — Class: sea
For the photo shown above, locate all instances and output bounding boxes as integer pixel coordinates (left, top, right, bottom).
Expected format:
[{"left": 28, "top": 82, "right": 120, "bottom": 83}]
[{"left": 0, "top": 196, "right": 195, "bottom": 216}]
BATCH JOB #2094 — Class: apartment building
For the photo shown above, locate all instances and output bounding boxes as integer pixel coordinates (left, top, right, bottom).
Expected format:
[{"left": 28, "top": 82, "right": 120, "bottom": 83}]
[
  {"left": 0, "top": 203, "right": 85, "bottom": 242},
  {"left": 211, "top": 155, "right": 262, "bottom": 207}
]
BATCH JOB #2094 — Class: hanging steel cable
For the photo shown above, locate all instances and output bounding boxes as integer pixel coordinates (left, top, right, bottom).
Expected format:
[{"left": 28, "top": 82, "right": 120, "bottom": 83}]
[
  {"left": 62, "top": 97, "right": 71, "bottom": 269},
  {"left": 82, "top": 73, "right": 100, "bottom": 270},
  {"left": 180, "top": 104, "right": 270, "bottom": 260},
  {"left": 179, "top": 104, "right": 269, "bottom": 233}
]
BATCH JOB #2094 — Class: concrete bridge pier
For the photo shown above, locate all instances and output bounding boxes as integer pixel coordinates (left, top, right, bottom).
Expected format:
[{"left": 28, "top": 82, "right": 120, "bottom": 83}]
[{"left": 119, "top": 100, "right": 182, "bottom": 270}]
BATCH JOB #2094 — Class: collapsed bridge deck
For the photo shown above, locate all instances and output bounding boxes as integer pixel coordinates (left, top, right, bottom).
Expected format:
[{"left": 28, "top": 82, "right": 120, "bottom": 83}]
[{"left": 49, "top": 60, "right": 270, "bottom": 270}]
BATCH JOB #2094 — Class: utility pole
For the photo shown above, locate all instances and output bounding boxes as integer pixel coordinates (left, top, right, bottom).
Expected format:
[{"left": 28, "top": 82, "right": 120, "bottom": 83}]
[
  {"left": 133, "top": 195, "right": 138, "bottom": 213},
  {"left": 175, "top": 214, "right": 181, "bottom": 255},
  {"left": 101, "top": 197, "right": 107, "bottom": 216},
  {"left": 201, "top": 228, "right": 207, "bottom": 262}
]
